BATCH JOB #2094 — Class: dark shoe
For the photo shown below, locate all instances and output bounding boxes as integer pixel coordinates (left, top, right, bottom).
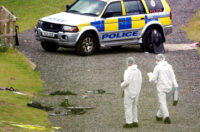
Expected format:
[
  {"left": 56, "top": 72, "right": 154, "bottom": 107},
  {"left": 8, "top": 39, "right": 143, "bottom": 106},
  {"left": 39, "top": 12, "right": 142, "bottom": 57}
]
[
  {"left": 156, "top": 116, "right": 163, "bottom": 121},
  {"left": 131, "top": 122, "right": 139, "bottom": 127},
  {"left": 123, "top": 123, "right": 133, "bottom": 128},
  {"left": 173, "top": 101, "right": 178, "bottom": 106},
  {"left": 164, "top": 117, "right": 171, "bottom": 124}
]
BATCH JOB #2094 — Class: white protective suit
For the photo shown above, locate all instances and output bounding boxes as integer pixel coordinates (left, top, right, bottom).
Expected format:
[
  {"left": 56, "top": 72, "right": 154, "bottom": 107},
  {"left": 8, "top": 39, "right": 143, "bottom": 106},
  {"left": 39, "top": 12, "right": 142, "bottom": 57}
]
[
  {"left": 121, "top": 65, "right": 142, "bottom": 124},
  {"left": 151, "top": 61, "right": 178, "bottom": 118}
]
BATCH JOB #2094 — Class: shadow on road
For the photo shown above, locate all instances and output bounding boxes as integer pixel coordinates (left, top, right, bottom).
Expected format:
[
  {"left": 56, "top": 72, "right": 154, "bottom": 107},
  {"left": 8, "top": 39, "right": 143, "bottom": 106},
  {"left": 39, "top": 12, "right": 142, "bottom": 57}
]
[{"left": 48, "top": 45, "right": 144, "bottom": 56}]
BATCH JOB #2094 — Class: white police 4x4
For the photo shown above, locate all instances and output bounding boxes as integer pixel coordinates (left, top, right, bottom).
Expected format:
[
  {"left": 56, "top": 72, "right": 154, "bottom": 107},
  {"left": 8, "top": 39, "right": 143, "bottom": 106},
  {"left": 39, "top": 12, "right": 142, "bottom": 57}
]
[{"left": 35, "top": 0, "right": 172, "bottom": 55}]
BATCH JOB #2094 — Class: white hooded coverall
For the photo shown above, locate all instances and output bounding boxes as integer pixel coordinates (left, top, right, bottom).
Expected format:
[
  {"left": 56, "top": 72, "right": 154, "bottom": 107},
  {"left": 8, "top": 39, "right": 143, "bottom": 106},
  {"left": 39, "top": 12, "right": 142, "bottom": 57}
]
[
  {"left": 151, "top": 61, "right": 178, "bottom": 118},
  {"left": 121, "top": 65, "right": 142, "bottom": 124}
]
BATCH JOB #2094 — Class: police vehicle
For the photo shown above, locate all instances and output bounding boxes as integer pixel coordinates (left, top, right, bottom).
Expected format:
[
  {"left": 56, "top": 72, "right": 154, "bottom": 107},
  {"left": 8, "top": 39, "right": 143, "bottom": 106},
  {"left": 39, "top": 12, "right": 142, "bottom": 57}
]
[{"left": 35, "top": 0, "right": 172, "bottom": 55}]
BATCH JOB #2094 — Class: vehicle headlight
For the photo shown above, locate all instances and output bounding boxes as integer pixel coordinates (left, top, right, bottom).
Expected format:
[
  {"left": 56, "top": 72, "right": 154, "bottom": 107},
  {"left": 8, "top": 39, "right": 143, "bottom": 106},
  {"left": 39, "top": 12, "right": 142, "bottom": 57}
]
[
  {"left": 37, "top": 20, "right": 43, "bottom": 28},
  {"left": 62, "top": 26, "right": 79, "bottom": 32}
]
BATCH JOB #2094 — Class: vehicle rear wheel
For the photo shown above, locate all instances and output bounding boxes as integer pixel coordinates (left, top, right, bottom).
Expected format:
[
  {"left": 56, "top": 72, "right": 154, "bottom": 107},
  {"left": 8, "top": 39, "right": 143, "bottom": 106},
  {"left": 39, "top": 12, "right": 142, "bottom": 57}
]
[
  {"left": 76, "top": 32, "right": 97, "bottom": 56},
  {"left": 142, "top": 29, "right": 165, "bottom": 54},
  {"left": 41, "top": 42, "right": 59, "bottom": 52}
]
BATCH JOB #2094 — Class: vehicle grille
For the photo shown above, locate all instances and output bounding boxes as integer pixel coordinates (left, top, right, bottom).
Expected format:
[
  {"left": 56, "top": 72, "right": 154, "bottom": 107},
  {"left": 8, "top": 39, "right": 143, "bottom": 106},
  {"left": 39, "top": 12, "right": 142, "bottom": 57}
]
[
  {"left": 41, "top": 34, "right": 58, "bottom": 39},
  {"left": 41, "top": 22, "right": 63, "bottom": 33}
]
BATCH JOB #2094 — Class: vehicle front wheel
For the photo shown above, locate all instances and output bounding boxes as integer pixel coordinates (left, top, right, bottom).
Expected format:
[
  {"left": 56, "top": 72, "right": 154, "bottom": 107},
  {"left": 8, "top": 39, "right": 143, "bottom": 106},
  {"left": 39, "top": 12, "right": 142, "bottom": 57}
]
[
  {"left": 76, "top": 32, "right": 97, "bottom": 56},
  {"left": 41, "top": 42, "right": 59, "bottom": 52},
  {"left": 142, "top": 29, "right": 165, "bottom": 54}
]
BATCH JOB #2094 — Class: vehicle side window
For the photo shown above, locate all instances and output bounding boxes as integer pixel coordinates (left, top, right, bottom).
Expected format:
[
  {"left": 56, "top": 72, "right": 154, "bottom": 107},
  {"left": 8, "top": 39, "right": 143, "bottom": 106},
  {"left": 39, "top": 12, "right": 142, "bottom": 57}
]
[
  {"left": 145, "top": 0, "right": 164, "bottom": 13},
  {"left": 103, "top": 2, "right": 122, "bottom": 18},
  {"left": 124, "top": 0, "right": 146, "bottom": 15}
]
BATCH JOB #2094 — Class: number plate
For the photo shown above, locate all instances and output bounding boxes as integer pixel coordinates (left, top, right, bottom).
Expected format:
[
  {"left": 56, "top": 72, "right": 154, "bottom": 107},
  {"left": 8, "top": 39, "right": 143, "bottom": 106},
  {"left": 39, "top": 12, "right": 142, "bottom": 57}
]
[{"left": 42, "top": 31, "right": 55, "bottom": 37}]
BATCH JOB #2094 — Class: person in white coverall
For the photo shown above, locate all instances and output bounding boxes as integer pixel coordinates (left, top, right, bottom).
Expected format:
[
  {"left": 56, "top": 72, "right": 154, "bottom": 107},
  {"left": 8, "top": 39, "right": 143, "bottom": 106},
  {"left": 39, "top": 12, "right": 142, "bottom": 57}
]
[
  {"left": 121, "top": 57, "right": 142, "bottom": 128},
  {"left": 149, "top": 54, "right": 178, "bottom": 124}
]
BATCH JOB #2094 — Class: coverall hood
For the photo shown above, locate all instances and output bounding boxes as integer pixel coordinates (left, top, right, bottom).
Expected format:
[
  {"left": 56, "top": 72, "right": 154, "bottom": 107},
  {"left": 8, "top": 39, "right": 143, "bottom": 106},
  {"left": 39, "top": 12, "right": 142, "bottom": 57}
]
[
  {"left": 128, "top": 65, "right": 138, "bottom": 70},
  {"left": 157, "top": 61, "right": 168, "bottom": 66}
]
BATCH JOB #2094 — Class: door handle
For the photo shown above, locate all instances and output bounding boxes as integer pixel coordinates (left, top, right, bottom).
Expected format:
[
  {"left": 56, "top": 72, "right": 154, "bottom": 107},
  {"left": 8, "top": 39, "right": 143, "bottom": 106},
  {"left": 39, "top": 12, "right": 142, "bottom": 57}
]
[
  {"left": 141, "top": 18, "right": 145, "bottom": 20},
  {"left": 119, "top": 19, "right": 124, "bottom": 22}
]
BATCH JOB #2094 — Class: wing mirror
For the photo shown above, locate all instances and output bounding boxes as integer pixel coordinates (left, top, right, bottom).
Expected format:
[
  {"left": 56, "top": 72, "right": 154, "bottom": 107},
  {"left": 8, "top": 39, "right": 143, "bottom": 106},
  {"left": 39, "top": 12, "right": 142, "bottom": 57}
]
[{"left": 66, "top": 4, "right": 71, "bottom": 11}]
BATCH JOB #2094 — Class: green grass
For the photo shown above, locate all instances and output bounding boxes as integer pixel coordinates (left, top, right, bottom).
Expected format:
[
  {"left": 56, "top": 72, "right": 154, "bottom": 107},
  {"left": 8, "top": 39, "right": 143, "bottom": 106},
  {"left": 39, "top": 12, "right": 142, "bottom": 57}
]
[
  {"left": 0, "top": 1, "right": 76, "bottom": 131},
  {"left": 183, "top": 9, "right": 200, "bottom": 42},
  {"left": 197, "top": 48, "right": 200, "bottom": 55},
  {"left": 0, "top": 42, "right": 9, "bottom": 52},
  {"left": 0, "top": 0, "right": 74, "bottom": 32},
  {"left": 182, "top": 9, "right": 200, "bottom": 56},
  {"left": 0, "top": 49, "right": 52, "bottom": 132}
]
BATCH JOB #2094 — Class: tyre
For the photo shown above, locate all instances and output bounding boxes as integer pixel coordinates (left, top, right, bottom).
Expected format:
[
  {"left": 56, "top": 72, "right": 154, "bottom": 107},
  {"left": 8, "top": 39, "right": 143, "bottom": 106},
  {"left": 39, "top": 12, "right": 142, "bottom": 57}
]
[
  {"left": 142, "top": 29, "right": 165, "bottom": 54},
  {"left": 76, "top": 32, "right": 97, "bottom": 56},
  {"left": 41, "top": 42, "right": 59, "bottom": 52}
]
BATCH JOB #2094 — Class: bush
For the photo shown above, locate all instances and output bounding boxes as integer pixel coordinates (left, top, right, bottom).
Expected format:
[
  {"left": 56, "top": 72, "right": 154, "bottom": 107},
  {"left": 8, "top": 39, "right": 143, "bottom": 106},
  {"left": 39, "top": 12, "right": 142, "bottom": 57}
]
[{"left": 0, "top": 42, "right": 9, "bottom": 52}]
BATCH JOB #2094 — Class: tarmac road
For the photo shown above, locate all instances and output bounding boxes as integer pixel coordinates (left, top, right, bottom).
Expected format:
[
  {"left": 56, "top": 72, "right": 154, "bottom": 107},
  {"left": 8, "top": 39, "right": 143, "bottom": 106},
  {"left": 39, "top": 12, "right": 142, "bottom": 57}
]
[{"left": 18, "top": 0, "right": 200, "bottom": 131}]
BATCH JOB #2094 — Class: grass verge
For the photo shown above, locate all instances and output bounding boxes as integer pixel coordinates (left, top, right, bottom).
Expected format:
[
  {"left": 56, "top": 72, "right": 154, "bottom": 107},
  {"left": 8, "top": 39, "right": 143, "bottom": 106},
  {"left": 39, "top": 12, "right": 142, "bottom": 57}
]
[
  {"left": 0, "top": 0, "right": 74, "bottom": 32},
  {"left": 183, "top": 9, "right": 200, "bottom": 42},
  {"left": 0, "top": 49, "right": 52, "bottom": 132},
  {"left": 0, "top": 0, "right": 75, "bottom": 131},
  {"left": 182, "top": 9, "right": 200, "bottom": 55},
  {"left": 197, "top": 48, "right": 200, "bottom": 55}
]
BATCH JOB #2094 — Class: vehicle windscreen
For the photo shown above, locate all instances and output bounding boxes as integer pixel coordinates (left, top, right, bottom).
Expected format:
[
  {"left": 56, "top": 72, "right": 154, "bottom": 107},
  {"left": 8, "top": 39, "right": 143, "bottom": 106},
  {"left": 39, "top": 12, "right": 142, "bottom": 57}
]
[{"left": 67, "top": 0, "right": 106, "bottom": 16}]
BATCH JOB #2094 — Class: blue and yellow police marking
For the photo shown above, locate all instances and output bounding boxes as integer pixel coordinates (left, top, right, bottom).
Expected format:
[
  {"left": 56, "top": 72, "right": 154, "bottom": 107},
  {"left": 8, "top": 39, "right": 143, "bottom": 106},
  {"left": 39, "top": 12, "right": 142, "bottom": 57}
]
[
  {"left": 78, "top": 23, "right": 90, "bottom": 31},
  {"left": 102, "top": 31, "right": 139, "bottom": 40},
  {"left": 104, "top": 18, "right": 119, "bottom": 31},
  {"left": 78, "top": 11, "right": 171, "bottom": 41},
  {"left": 157, "top": 13, "right": 171, "bottom": 25},
  {"left": 132, "top": 15, "right": 146, "bottom": 28},
  {"left": 89, "top": 13, "right": 171, "bottom": 32},
  {"left": 89, "top": 15, "right": 145, "bottom": 33},
  {"left": 145, "top": 15, "right": 158, "bottom": 24},
  {"left": 158, "top": 17, "right": 171, "bottom": 25},
  {"left": 78, "top": 0, "right": 171, "bottom": 34},
  {"left": 89, "top": 16, "right": 145, "bottom": 40},
  {"left": 118, "top": 17, "right": 132, "bottom": 30},
  {"left": 91, "top": 20, "right": 105, "bottom": 32},
  {"left": 145, "top": 13, "right": 171, "bottom": 25}
]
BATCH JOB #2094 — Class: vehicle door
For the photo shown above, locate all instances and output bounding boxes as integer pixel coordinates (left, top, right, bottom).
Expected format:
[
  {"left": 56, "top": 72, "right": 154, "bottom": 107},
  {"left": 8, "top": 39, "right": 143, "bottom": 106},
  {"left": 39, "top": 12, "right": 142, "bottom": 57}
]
[
  {"left": 100, "top": 1, "right": 125, "bottom": 42},
  {"left": 122, "top": 0, "right": 147, "bottom": 37}
]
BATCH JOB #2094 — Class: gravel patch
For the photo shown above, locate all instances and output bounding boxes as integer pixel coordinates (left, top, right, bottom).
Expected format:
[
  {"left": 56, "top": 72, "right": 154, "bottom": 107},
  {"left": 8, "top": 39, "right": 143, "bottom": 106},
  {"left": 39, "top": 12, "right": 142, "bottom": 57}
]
[
  {"left": 166, "top": 0, "right": 200, "bottom": 43},
  {"left": 18, "top": 30, "right": 200, "bottom": 131}
]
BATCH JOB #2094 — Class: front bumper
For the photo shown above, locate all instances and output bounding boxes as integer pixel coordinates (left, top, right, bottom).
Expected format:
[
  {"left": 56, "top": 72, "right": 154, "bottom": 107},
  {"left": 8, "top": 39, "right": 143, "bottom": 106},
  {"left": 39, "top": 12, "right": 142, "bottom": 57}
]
[
  {"left": 35, "top": 28, "right": 79, "bottom": 47},
  {"left": 164, "top": 25, "right": 173, "bottom": 36}
]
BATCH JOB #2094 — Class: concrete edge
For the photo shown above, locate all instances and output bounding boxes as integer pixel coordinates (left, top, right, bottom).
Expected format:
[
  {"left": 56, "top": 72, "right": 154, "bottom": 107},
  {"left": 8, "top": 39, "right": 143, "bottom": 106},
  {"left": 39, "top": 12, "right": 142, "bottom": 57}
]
[{"left": 164, "top": 43, "right": 197, "bottom": 51}]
